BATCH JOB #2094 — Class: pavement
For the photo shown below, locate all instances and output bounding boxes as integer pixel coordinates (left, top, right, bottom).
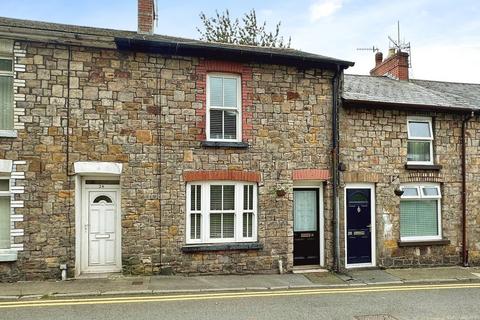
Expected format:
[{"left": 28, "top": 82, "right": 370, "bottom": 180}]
[{"left": 1, "top": 266, "right": 479, "bottom": 300}]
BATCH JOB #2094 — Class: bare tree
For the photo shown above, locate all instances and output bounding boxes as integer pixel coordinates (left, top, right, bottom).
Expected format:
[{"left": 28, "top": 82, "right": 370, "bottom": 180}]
[{"left": 197, "top": 9, "right": 291, "bottom": 48}]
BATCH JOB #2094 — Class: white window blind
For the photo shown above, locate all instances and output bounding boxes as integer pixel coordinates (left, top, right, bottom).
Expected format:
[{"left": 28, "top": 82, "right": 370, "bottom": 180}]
[
  {"left": 0, "top": 178, "right": 10, "bottom": 249},
  {"left": 0, "top": 58, "right": 13, "bottom": 130},
  {"left": 186, "top": 182, "right": 257, "bottom": 244},
  {"left": 207, "top": 74, "right": 241, "bottom": 141}
]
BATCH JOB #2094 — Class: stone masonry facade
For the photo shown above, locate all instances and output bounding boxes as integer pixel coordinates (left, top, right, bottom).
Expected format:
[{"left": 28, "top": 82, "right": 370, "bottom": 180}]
[
  {"left": 339, "top": 107, "right": 480, "bottom": 268},
  {"left": 0, "top": 38, "right": 337, "bottom": 280}
]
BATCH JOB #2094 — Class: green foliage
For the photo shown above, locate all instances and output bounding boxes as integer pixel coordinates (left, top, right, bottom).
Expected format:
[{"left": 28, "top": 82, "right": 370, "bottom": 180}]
[{"left": 197, "top": 9, "right": 291, "bottom": 48}]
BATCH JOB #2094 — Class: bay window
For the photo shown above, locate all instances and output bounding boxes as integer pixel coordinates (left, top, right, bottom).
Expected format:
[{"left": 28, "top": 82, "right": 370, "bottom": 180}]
[
  {"left": 400, "top": 184, "right": 441, "bottom": 241},
  {"left": 186, "top": 182, "right": 257, "bottom": 244},
  {"left": 206, "top": 74, "right": 241, "bottom": 142},
  {"left": 407, "top": 117, "right": 433, "bottom": 165}
]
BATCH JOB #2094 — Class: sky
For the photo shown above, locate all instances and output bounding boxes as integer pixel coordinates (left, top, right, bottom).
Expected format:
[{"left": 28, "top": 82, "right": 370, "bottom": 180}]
[{"left": 1, "top": 0, "right": 479, "bottom": 83}]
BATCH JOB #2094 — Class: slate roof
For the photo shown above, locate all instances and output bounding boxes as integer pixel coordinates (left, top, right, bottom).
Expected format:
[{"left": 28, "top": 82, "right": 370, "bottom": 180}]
[
  {"left": 0, "top": 16, "right": 353, "bottom": 68},
  {"left": 343, "top": 74, "right": 480, "bottom": 111}
]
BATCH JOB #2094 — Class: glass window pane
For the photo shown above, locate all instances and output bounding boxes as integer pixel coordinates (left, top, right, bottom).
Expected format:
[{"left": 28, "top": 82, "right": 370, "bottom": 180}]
[
  {"left": 223, "top": 213, "right": 235, "bottom": 238},
  {"left": 400, "top": 200, "right": 438, "bottom": 237},
  {"left": 210, "top": 213, "right": 221, "bottom": 238},
  {"left": 423, "top": 187, "right": 439, "bottom": 197},
  {"left": 223, "top": 110, "right": 237, "bottom": 140},
  {"left": 409, "top": 121, "right": 431, "bottom": 138},
  {"left": 190, "top": 213, "right": 201, "bottom": 239},
  {"left": 210, "top": 185, "right": 222, "bottom": 210},
  {"left": 209, "top": 77, "right": 223, "bottom": 107},
  {"left": 223, "top": 78, "right": 237, "bottom": 108},
  {"left": 293, "top": 190, "right": 317, "bottom": 232},
  {"left": 407, "top": 141, "right": 431, "bottom": 162},
  {"left": 0, "top": 180, "right": 8, "bottom": 191},
  {"left": 0, "top": 76, "right": 14, "bottom": 130},
  {"left": 0, "top": 59, "right": 12, "bottom": 72},
  {"left": 248, "top": 185, "right": 253, "bottom": 210},
  {"left": 402, "top": 187, "right": 418, "bottom": 197},
  {"left": 0, "top": 196, "right": 10, "bottom": 249},
  {"left": 243, "top": 185, "right": 248, "bottom": 211},
  {"left": 196, "top": 186, "right": 201, "bottom": 211},
  {"left": 223, "top": 185, "right": 235, "bottom": 210},
  {"left": 190, "top": 185, "right": 196, "bottom": 211},
  {"left": 209, "top": 109, "right": 223, "bottom": 139},
  {"left": 243, "top": 212, "right": 253, "bottom": 237}
]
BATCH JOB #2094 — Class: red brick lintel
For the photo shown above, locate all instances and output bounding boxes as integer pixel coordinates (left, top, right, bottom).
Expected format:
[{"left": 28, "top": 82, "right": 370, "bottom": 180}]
[
  {"left": 183, "top": 170, "right": 261, "bottom": 183},
  {"left": 292, "top": 169, "right": 331, "bottom": 181}
]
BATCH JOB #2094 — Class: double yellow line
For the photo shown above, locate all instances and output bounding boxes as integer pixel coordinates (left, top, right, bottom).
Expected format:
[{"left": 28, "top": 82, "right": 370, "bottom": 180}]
[{"left": 1, "top": 282, "right": 480, "bottom": 309}]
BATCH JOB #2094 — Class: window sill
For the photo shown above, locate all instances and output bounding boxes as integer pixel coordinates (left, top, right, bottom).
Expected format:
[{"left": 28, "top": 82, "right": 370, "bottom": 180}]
[
  {"left": 397, "top": 239, "right": 450, "bottom": 247},
  {"left": 0, "top": 130, "right": 18, "bottom": 138},
  {"left": 201, "top": 141, "right": 249, "bottom": 149},
  {"left": 404, "top": 164, "right": 442, "bottom": 171},
  {"left": 182, "top": 242, "right": 262, "bottom": 253},
  {"left": 0, "top": 249, "right": 17, "bottom": 262}
]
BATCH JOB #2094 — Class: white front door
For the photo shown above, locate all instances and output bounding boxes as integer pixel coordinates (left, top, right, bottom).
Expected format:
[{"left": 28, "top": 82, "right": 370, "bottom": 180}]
[{"left": 81, "top": 182, "right": 121, "bottom": 274}]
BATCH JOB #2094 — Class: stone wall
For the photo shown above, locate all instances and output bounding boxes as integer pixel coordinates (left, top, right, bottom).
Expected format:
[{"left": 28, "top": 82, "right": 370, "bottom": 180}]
[
  {"left": 339, "top": 107, "right": 465, "bottom": 268},
  {"left": 160, "top": 60, "right": 335, "bottom": 273},
  {"left": 0, "top": 38, "right": 336, "bottom": 280}
]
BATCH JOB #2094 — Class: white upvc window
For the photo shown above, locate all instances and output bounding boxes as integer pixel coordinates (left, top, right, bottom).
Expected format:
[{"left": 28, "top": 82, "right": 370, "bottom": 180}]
[
  {"left": 0, "top": 177, "right": 11, "bottom": 250},
  {"left": 400, "top": 183, "right": 442, "bottom": 241},
  {"left": 0, "top": 51, "right": 14, "bottom": 131},
  {"left": 206, "top": 73, "right": 242, "bottom": 142},
  {"left": 186, "top": 181, "right": 257, "bottom": 244},
  {"left": 407, "top": 117, "right": 434, "bottom": 165}
]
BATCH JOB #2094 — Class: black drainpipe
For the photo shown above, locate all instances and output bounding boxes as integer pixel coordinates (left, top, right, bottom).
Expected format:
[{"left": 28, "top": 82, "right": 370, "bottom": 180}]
[
  {"left": 461, "top": 111, "right": 474, "bottom": 267},
  {"left": 332, "top": 65, "right": 341, "bottom": 272}
]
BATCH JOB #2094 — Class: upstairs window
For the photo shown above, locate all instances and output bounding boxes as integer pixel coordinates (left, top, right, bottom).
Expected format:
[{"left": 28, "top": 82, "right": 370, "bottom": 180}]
[
  {"left": 206, "top": 74, "right": 241, "bottom": 142},
  {"left": 407, "top": 117, "right": 433, "bottom": 165},
  {"left": 0, "top": 40, "right": 13, "bottom": 130},
  {"left": 0, "top": 177, "right": 11, "bottom": 249},
  {"left": 186, "top": 182, "right": 257, "bottom": 244},
  {"left": 400, "top": 184, "right": 441, "bottom": 241}
]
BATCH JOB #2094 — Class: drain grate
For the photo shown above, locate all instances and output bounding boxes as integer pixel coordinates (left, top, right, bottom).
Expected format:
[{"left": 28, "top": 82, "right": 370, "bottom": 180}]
[
  {"left": 354, "top": 315, "right": 398, "bottom": 320},
  {"left": 131, "top": 280, "right": 144, "bottom": 285}
]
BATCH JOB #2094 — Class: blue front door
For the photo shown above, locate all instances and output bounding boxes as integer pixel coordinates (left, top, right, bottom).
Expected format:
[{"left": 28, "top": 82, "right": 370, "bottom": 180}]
[{"left": 346, "top": 188, "right": 372, "bottom": 265}]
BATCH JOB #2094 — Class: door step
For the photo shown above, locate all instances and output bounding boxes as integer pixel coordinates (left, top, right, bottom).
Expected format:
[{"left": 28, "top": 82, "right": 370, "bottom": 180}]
[
  {"left": 76, "top": 272, "right": 122, "bottom": 279},
  {"left": 293, "top": 265, "right": 328, "bottom": 274}
]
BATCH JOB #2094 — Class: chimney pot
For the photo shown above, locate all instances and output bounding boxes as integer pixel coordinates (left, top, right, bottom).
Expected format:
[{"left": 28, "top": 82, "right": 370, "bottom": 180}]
[
  {"left": 138, "top": 0, "right": 155, "bottom": 34},
  {"left": 375, "top": 52, "right": 383, "bottom": 67},
  {"left": 387, "top": 48, "right": 396, "bottom": 58}
]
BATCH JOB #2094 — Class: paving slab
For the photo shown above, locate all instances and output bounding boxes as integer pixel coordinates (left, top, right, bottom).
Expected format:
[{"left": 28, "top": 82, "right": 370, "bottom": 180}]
[
  {"left": 385, "top": 267, "right": 478, "bottom": 281},
  {"left": 344, "top": 269, "right": 402, "bottom": 284},
  {"left": 303, "top": 272, "right": 347, "bottom": 285},
  {"left": 148, "top": 274, "right": 312, "bottom": 291}
]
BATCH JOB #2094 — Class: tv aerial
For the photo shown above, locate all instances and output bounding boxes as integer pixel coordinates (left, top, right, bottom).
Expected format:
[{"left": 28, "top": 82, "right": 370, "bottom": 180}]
[{"left": 388, "top": 21, "right": 411, "bottom": 67}]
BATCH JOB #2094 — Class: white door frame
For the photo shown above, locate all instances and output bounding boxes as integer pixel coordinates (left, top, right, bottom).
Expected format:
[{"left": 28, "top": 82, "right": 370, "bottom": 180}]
[
  {"left": 344, "top": 183, "right": 376, "bottom": 269},
  {"left": 293, "top": 183, "right": 325, "bottom": 267},
  {"left": 75, "top": 176, "right": 121, "bottom": 276}
]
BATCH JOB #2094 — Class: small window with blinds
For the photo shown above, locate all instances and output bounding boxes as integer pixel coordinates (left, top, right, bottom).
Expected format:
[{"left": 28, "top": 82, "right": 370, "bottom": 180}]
[
  {"left": 400, "top": 184, "right": 441, "bottom": 241},
  {"left": 186, "top": 182, "right": 257, "bottom": 244},
  {"left": 0, "top": 40, "right": 14, "bottom": 130},
  {"left": 206, "top": 74, "right": 241, "bottom": 142},
  {"left": 407, "top": 117, "right": 434, "bottom": 165},
  {"left": 0, "top": 178, "right": 11, "bottom": 250}
]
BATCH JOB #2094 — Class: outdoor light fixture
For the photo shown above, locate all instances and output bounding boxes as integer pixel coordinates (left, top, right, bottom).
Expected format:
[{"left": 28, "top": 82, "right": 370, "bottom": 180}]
[{"left": 394, "top": 187, "right": 404, "bottom": 197}]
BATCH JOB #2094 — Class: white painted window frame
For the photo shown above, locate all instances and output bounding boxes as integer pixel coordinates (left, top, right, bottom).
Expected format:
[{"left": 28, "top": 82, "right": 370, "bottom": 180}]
[
  {"left": 186, "top": 181, "right": 257, "bottom": 244},
  {"left": 0, "top": 175, "right": 15, "bottom": 260},
  {"left": 400, "top": 183, "right": 442, "bottom": 242},
  {"left": 406, "top": 116, "right": 434, "bottom": 165},
  {"left": 205, "top": 73, "right": 242, "bottom": 142},
  {"left": 0, "top": 54, "right": 14, "bottom": 132}
]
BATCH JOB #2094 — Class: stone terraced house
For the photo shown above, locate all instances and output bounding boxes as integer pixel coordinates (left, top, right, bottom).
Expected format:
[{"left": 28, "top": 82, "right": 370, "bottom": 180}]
[{"left": 0, "top": 0, "right": 479, "bottom": 281}]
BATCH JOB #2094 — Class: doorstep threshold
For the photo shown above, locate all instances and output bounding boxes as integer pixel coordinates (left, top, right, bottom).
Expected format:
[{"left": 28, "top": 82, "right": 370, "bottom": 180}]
[
  {"left": 76, "top": 272, "right": 122, "bottom": 279},
  {"left": 293, "top": 265, "right": 328, "bottom": 274}
]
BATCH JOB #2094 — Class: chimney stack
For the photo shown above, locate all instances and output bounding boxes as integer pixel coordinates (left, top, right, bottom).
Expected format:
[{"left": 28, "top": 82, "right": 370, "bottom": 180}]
[
  {"left": 370, "top": 49, "right": 409, "bottom": 81},
  {"left": 138, "top": 0, "right": 155, "bottom": 34},
  {"left": 375, "top": 52, "right": 383, "bottom": 67}
]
